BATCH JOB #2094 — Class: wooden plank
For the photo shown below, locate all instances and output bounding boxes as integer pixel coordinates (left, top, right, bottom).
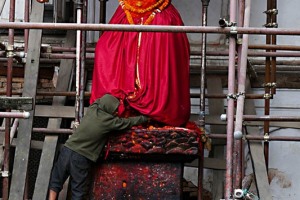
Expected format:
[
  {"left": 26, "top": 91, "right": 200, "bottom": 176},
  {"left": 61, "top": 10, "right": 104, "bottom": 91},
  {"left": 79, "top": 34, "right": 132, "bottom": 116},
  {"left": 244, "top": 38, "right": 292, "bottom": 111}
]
[
  {"left": 0, "top": 97, "right": 33, "bottom": 110},
  {"left": 244, "top": 78, "right": 272, "bottom": 200},
  {"left": 9, "top": 2, "right": 44, "bottom": 199},
  {"left": 34, "top": 105, "right": 77, "bottom": 118},
  {"left": 207, "top": 76, "right": 226, "bottom": 199},
  {"left": 32, "top": 30, "right": 76, "bottom": 200},
  {"left": 186, "top": 157, "right": 226, "bottom": 170}
]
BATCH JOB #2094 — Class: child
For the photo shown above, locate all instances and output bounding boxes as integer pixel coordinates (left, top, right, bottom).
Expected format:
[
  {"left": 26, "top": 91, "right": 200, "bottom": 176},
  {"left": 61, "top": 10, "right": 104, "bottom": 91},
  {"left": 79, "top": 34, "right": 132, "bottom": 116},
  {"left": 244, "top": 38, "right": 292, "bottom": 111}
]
[{"left": 48, "top": 94, "right": 148, "bottom": 199}]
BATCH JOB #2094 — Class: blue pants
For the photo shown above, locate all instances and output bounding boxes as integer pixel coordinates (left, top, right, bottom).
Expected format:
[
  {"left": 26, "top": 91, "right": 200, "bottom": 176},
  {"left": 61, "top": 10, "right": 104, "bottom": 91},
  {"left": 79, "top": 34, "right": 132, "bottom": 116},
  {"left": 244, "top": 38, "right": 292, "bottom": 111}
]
[{"left": 49, "top": 146, "right": 92, "bottom": 199}]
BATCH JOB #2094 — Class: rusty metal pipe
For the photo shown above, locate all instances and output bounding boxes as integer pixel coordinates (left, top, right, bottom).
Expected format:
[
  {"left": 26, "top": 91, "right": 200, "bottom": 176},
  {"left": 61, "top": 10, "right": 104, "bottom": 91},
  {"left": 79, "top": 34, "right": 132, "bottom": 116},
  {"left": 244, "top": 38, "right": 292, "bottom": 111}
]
[
  {"left": 24, "top": 0, "right": 30, "bottom": 51},
  {"left": 233, "top": 0, "right": 246, "bottom": 190},
  {"left": 208, "top": 134, "right": 300, "bottom": 142},
  {"left": 221, "top": 114, "right": 300, "bottom": 122},
  {"left": 3, "top": 22, "right": 300, "bottom": 35},
  {"left": 79, "top": 0, "right": 87, "bottom": 121},
  {"left": 198, "top": 1, "right": 210, "bottom": 199},
  {"left": 3, "top": 0, "right": 15, "bottom": 198},
  {"left": 224, "top": 0, "right": 237, "bottom": 198},
  {"left": 74, "top": 0, "right": 83, "bottom": 125},
  {"left": 0, "top": 112, "right": 30, "bottom": 118},
  {"left": 270, "top": 0, "right": 277, "bottom": 95},
  {"left": 40, "top": 44, "right": 300, "bottom": 53},
  {"left": 264, "top": 0, "right": 272, "bottom": 171},
  {"left": 99, "top": 0, "right": 107, "bottom": 24},
  {"left": 248, "top": 44, "right": 300, "bottom": 51},
  {"left": 0, "top": 127, "right": 73, "bottom": 135}
]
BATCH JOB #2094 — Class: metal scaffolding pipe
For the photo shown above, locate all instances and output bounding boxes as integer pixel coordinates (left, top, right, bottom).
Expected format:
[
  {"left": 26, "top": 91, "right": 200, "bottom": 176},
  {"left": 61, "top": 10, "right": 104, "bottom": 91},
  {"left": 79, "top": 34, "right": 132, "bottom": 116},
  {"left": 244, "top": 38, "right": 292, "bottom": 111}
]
[
  {"left": 198, "top": 1, "right": 210, "bottom": 199},
  {"left": 3, "top": 0, "right": 15, "bottom": 198},
  {"left": 270, "top": 0, "right": 277, "bottom": 95},
  {"left": 221, "top": 114, "right": 300, "bottom": 122},
  {"left": 3, "top": 22, "right": 300, "bottom": 35},
  {"left": 74, "top": 0, "right": 83, "bottom": 125},
  {"left": 79, "top": 0, "right": 87, "bottom": 121},
  {"left": 225, "top": 0, "right": 237, "bottom": 198},
  {"left": 208, "top": 134, "right": 300, "bottom": 142},
  {"left": 0, "top": 127, "right": 73, "bottom": 135},
  {"left": 233, "top": 0, "right": 246, "bottom": 190},
  {"left": 249, "top": 44, "right": 300, "bottom": 51},
  {"left": 0, "top": 112, "right": 30, "bottom": 119},
  {"left": 39, "top": 44, "right": 300, "bottom": 53},
  {"left": 243, "top": 115, "right": 300, "bottom": 122}
]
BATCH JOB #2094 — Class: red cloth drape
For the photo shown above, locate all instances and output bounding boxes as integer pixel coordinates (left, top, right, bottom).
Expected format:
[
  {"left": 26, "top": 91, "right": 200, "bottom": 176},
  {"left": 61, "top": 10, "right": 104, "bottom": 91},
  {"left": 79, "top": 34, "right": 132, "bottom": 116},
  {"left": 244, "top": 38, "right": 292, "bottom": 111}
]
[{"left": 90, "top": 4, "right": 190, "bottom": 127}]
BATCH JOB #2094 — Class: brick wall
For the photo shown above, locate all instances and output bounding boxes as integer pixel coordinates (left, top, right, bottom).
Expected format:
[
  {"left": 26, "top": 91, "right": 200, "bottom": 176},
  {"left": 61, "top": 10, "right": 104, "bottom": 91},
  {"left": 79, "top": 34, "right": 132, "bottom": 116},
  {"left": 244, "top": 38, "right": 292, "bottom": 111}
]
[{"left": 0, "top": 76, "right": 56, "bottom": 101}]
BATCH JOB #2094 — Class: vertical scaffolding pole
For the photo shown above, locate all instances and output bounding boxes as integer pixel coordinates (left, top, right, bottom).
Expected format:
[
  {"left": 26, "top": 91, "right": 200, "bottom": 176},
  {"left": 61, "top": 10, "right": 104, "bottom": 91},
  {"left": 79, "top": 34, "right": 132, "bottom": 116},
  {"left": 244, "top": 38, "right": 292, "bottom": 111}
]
[
  {"left": 233, "top": 0, "right": 245, "bottom": 190},
  {"left": 270, "top": 0, "right": 277, "bottom": 95},
  {"left": 233, "top": 0, "right": 251, "bottom": 190},
  {"left": 80, "top": 0, "right": 87, "bottom": 118},
  {"left": 263, "top": 0, "right": 272, "bottom": 171},
  {"left": 198, "top": 1, "right": 210, "bottom": 199},
  {"left": 24, "top": 0, "right": 30, "bottom": 51},
  {"left": 2, "top": 0, "right": 15, "bottom": 199},
  {"left": 225, "top": 0, "right": 237, "bottom": 198},
  {"left": 74, "top": 0, "right": 84, "bottom": 124}
]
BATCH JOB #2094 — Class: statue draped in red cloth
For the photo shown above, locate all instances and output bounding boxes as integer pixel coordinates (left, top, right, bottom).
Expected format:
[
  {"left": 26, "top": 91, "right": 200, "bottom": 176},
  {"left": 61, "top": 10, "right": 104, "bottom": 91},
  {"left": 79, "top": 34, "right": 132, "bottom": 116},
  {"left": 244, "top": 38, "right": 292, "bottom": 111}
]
[{"left": 90, "top": 0, "right": 190, "bottom": 127}]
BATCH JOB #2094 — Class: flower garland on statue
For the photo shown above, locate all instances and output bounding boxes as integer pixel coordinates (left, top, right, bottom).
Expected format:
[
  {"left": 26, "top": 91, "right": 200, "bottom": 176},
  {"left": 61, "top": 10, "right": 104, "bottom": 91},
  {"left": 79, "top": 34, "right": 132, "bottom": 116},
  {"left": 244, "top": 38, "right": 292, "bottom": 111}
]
[{"left": 118, "top": 0, "right": 170, "bottom": 25}]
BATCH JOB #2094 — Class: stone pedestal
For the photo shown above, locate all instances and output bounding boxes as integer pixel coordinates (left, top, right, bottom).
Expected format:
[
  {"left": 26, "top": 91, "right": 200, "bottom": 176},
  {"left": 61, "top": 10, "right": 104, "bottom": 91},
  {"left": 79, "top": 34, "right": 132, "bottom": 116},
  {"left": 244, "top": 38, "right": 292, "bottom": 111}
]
[{"left": 90, "top": 127, "right": 202, "bottom": 200}]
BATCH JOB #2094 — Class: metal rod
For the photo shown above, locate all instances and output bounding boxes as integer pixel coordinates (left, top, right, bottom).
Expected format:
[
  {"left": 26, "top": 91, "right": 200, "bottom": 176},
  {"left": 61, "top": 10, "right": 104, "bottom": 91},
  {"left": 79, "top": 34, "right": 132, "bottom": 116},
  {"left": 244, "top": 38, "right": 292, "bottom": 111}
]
[
  {"left": 208, "top": 134, "right": 300, "bottom": 142},
  {"left": 79, "top": 0, "right": 87, "bottom": 121},
  {"left": 271, "top": 0, "right": 277, "bottom": 95},
  {"left": 249, "top": 44, "right": 300, "bottom": 51},
  {"left": 243, "top": 115, "right": 300, "bottom": 122},
  {"left": 3, "top": 22, "right": 300, "bottom": 35},
  {"left": 38, "top": 44, "right": 300, "bottom": 53},
  {"left": 225, "top": 0, "right": 237, "bottom": 198},
  {"left": 0, "top": 127, "right": 73, "bottom": 135},
  {"left": 264, "top": 0, "right": 272, "bottom": 171},
  {"left": 198, "top": 1, "right": 210, "bottom": 199},
  {"left": 233, "top": 0, "right": 247, "bottom": 190},
  {"left": 24, "top": 0, "right": 30, "bottom": 52},
  {"left": 74, "top": 0, "right": 83, "bottom": 125},
  {"left": 3, "top": 0, "right": 15, "bottom": 198},
  {"left": 3, "top": 50, "right": 300, "bottom": 62},
  {"left": 0, "top": 112, "right": 30, "bottom": 119}
]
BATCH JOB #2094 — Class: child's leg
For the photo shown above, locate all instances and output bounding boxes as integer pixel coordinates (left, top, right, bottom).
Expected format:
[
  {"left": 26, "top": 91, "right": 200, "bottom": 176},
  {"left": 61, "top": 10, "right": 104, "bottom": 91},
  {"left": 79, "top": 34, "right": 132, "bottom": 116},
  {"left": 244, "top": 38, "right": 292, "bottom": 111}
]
[{"left": 69, "top": 151, "right": 92, "bottom": 199}]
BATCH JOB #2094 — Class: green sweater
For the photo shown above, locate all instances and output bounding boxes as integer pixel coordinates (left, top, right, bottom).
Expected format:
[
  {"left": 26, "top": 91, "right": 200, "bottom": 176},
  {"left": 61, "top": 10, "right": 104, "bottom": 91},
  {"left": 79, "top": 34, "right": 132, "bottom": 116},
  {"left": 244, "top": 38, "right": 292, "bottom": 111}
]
[{"left": 65, "top": 94, "right": 148, "bottom": 162}]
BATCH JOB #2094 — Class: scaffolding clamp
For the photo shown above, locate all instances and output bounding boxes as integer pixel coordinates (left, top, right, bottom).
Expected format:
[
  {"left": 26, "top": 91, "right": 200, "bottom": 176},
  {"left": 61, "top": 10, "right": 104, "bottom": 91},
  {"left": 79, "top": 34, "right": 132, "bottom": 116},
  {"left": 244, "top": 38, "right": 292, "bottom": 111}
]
[
  {"left": 263, "top": 9, "right": 278, "bottom": 15},
  {"left": 0, "top": 171, "right": 10, "bottom": 178},
  {"left": 227, "top": 93, "right": 237, "bottom": 100},
  {"left": 264, "top": 22, "right": 278, "bottom": 28},
  {"left": 264, "top": 82, "right": 277, "bottom": 88},
  {"left": 230, "top": 23, "right": 238, "bottom": 35},
  {"left": 5, "top": 44, "right": 16, "bottom": 58},
  {"left": 263, "top": 93, "right": 273, "bottom": 99},
  {"left": 236, "top": 92, "right": 245, "bottom": 98},
  {"left": 264, "top": 133, "right": 270, "bottom": 142}
]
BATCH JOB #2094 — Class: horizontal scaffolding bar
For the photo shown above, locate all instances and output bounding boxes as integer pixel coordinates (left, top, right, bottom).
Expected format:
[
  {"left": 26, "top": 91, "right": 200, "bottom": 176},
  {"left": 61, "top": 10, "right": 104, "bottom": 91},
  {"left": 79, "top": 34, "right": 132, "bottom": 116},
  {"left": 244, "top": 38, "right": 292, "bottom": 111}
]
[
  {"left": 208, "top": 133, "right": 300, "bottom": 142},
  {"left": 0, "top": 112, "right": 30, "bottom": 118},
  {"left": 1, "top": 22, "right": 300, "bottom": 35}
]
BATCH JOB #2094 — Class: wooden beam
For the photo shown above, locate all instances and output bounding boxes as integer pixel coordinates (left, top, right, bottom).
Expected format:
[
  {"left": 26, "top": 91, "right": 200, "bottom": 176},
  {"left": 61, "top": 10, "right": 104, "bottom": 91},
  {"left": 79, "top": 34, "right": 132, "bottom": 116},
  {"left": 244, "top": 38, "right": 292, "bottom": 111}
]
[
  {"left": 32, "top": 30, "right": 76, "bottom": 200},
  {"left": 0, "top": 97, "right": 33, "bottom": 110},
  {"left": 207, "top": 76, "right": 226, "bottom": 198},
  {"left": 186, "top": 157, "right": 226, "bottom": 170},
  {"left": 9, "top": 2, "right": 44, "bottom": 199}
]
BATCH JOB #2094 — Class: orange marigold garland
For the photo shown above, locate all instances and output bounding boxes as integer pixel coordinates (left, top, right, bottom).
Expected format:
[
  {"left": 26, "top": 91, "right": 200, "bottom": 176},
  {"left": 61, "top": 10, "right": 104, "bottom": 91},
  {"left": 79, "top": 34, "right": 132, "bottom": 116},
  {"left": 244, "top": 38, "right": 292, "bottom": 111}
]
[{"left": 119, "top": 0, "right": 170, "bottom": 25}]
